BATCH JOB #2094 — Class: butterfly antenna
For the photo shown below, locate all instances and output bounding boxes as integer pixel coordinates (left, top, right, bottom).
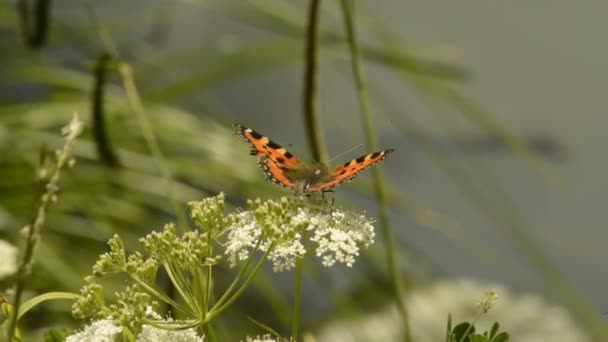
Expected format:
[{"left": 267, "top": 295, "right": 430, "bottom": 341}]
[{"left": 328, "top": 144, "right": 364, "bottom": 162}]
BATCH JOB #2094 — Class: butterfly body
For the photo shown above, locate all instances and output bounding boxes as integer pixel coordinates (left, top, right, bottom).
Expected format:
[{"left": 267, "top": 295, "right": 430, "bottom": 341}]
[{"left": 234, "top": 123, "right": 393, "bottom": 194}]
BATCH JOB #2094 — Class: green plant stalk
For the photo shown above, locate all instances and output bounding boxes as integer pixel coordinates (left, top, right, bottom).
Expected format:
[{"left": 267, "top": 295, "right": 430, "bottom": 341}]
[
  {"left": 84, "top": 0, "right": 188, "bottom": 239},
  {"left": 163, "top": 262, "right": 196, "bottom": 313},
  {"left": 211, "top": 233, "right": 265, "bottom": 311},
  {"left": 293, "top": 1, "right": 325, "bottom": 340},
  {"left": 192, "top": 266, "right": 205, "bottom": 315},
  {"left": 118, "top": 63, "right": 187, "bottom": 232},
  {"left": 17, "top": 0, "right": 52, "bottom": 48},
  {"left": 339, "top": 1, "right": 411, "bottom": 341},
  {"left": 292, "top": 259, "right": 303, "bottom": 341},
  {"left": 6, "top": 115, "right": 83, "bottom": 341},
  {"left": 302, "top": 0, "right": 327, "bottom": 164},
  {"left": 207, "top": 244, "right": 274, "bottom": 321},
  {"left": 203, "top": 324, "right": 217, "bottom": 342},
  {"left": 128, "top": 273, "right": 192, "bottom": 316},
  {"left": 204, "top": 260, "right": 213, "bottom": 315},
  {"left": 92, "top": 52, "right": 120, "bottom": 167}
]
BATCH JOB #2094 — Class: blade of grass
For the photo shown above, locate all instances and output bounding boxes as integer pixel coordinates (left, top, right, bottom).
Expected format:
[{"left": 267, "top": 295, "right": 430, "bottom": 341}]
[{"left": 339, "top": 1, "right": 411, "bottom": 341}]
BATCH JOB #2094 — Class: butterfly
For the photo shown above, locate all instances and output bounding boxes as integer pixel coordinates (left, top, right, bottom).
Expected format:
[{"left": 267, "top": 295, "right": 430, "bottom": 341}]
[{"left": 233, "top": 123, "right": 394, "bottom": 194}]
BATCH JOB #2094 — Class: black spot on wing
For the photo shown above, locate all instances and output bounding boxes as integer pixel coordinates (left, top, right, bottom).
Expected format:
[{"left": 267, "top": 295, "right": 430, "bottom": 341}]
[
  {"left": 276, "top": 157, "right": 285, "bottom": 164},
  {"left": 284, "top": 151, "right": 294, "bottom": 159},
  {"left": 342, "top": 161, "right": 351, "bottom": 168},
  {"left": 371, "top": 151, "right": 381, "bottom": 159},
  {"left": 339, "top": 170, "right": 346, "bottom": 175},
  {"left": 355, "top": 156, "right": 366, "bottom": 163},
  {"left": 267, "top": 141, "right": 281, "bottom": 149},
  {"left": 250, "top": 130, "right": 263, "bottom": 140}
]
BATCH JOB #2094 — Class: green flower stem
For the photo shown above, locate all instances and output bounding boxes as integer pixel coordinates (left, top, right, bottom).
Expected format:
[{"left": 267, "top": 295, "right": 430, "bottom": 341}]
[
  {"left": 193, "top": 266, "right": 206, "bottom": 316},
  {"left": 292, "top": 258, "right": 303, "bottom": 341},
  {"left": 295, "top": 0, "right": 324, "bottom": 339},
  {"left": 203, "top": 323, "right": 217, "bottom": 342},
  {"left": 128, "top": 273, "right": 192, "bottom": 316},
  {"left": 141, "top": 318, "right": 201, "bottom": 330},
  {"left": 207, "top": 244, "right": 274, "bottom": 322},
  {"left": 92, "top": 53, "right": 120, "bottom": 167},
  {"left": 339, "top": 1, "right": 411, "bottom": 341},
  {"left": 212, "top": 233, "right": 265, "bottom": 310},
  {"left": 6, "top": 114, "right": 83, "bottom": 342},
  {"left": 302, "top": 0, "right": 327, "bottom": 164},
  {"left": 204, "top": 263, "right": 212, "bottom": 315},
  {"left": 162, "top": 262, "right": 197, "bottom": 313},
  {"left": 17, "top": 0, "right": 51, "bottom": 48},
  {"left": 204, "top": 241, "right": 214, "bottom": 317}
]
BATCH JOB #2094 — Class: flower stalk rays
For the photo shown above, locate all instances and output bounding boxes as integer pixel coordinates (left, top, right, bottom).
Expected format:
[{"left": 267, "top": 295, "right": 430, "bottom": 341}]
[{"left": 70, "top": 193, "right": 376, "bottom": 340}]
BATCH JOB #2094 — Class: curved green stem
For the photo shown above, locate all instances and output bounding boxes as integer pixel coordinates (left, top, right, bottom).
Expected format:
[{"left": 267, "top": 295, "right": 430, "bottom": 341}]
[
  {"left": 17, "top": 292, "right": 79, "bottom": 320},
  {"left": 339, "top": 1, "right": 411, "bottom": 341}
]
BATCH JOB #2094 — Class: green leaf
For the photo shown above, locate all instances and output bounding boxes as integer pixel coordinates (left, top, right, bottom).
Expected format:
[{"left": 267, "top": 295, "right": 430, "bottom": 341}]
[
  {"left": 451, "top": 322, "right": 475, "bottom": 341},
  {"left": 489, "top": 322, "right": 500, "bottom": 339},
  {"left": 491, "top": 332, "right": 510, "bottom": 342},
  {"left": 17, "top": 292, "right": 79, "bottom": 320},
  {"left": 446, "top": 313, "right": 453, "bottom": 342},
  {"left": 469, "top": 334, "right": 491, "bottom": 342},
  {"left": 44, "top": 328, "right": 71, "bottom": 342}
]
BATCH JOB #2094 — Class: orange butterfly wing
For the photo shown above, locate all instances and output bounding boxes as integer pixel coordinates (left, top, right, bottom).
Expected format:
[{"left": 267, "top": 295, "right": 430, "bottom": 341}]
[
  {"left": 257, "top": 154, "right": 297, "bottom": 190},
  {"left": 308, "top": 149, "right": 394, "bottom": 192},
  {"left": 233, "top": 123, "right": 300, "bottom": 189},
  {"left": 233, "top": 123, "right": 301, "bottom": 167}
]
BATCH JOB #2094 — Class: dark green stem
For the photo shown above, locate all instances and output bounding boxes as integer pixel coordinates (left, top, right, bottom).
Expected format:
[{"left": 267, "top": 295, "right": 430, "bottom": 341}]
[
  {"left": 17, "top": 0, "right": 52, "bottom": 48},
  {"left": 293, "top": 1, "right": 325, "bottom": 340},
  {"left": 92, "top": 53, "right": 120, "bottom": 167},
  {"left": 302, "top": 0, "right": 327, "bottom": 163},
  {"left": 339, "top": 1, "right": 411, "bottom": 341},
  {"left": 6, "top": 116, "right": 82, "bottom": 341}
]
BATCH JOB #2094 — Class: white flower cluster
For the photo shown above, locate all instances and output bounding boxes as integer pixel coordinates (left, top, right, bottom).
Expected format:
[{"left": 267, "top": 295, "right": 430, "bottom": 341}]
[
  {"left": 136, "top": 324, "right": 205, "bottom": 342},
  {"left": 309, "top": 210, "right": 375, "bottom": 267},
  {"left": 242, "top": 334, "right": 292, "bottom": 342},
  {"left": 0, "top": 239, "right": 18, "bottom": 279},
  {"left": 135, "top": 306, "right": 205, "bottom": 342},
  {"left": 67, "top": 308, "right": 205, "bottom": 342},
  {"left": 224, "top": 197, "right": 375, "bottom": 272},
  {"left": 66, "top": 320, "right": 123, "bottom": 342}
]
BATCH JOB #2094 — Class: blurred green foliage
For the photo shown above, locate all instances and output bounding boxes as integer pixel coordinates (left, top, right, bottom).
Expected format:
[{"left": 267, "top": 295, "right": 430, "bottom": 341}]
[{"left": 0, "top": 1, "right": 603, "bottom": 341}]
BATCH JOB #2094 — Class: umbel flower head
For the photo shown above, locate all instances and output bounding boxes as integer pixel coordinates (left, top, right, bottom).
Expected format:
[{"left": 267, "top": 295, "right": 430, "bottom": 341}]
[
  {"left": 217, "top": 196, "right": 376, "bottom": 272},
  {"left": 72, "top": 193, "right": 376, "bottom": 337},
  {"left": 66, "top": 307, "right": 205, "bottom": 342}
]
